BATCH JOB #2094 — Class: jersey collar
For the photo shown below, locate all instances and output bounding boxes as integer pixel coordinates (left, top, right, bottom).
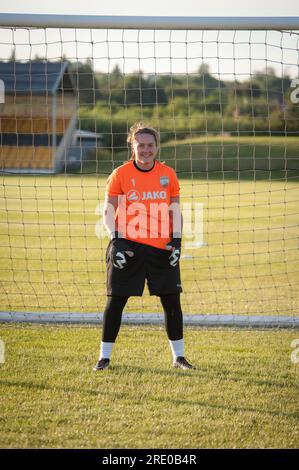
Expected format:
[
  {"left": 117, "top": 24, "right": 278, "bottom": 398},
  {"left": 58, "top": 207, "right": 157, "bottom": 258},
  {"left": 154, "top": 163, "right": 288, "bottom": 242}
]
[{"left": 133, "top": 159, "right": 156, "bottom": 173}]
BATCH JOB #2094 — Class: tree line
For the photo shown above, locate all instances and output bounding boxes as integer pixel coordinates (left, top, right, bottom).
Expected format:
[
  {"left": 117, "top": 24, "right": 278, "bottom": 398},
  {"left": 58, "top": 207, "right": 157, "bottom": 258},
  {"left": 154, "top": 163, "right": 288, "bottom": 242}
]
[{"left": 71, "top": 60, "right": 299, "bottom": 148}]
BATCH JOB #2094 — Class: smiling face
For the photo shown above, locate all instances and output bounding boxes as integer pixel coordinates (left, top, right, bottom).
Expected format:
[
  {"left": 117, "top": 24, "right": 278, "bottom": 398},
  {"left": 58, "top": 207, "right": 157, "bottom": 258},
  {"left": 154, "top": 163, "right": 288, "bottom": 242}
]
[{"left": 132, "top": 133, "right": 158, "bottom": 170}]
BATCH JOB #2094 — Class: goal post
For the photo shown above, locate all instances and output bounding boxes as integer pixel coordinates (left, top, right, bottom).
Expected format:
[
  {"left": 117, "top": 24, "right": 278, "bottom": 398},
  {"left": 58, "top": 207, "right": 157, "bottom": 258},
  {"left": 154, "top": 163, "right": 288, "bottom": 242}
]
[
  {"left": 1, "top": 13, "right": 299, "bottom": 30},
  {"left": 0, "top": 14, "right": 298, "bottom": 327}
]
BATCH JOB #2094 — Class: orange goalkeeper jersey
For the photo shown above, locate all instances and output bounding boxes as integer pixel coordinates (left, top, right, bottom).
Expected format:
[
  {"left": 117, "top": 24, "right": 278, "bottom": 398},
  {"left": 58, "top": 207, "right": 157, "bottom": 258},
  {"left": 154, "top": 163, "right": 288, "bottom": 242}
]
[{"left": 105, "top": 159, "right": 180, "bottom": 250}]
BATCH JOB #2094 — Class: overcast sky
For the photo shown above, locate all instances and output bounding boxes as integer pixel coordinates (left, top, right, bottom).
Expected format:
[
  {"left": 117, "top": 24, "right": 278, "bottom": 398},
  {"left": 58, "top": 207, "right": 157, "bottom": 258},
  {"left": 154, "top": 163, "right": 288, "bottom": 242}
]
[
  {"left": 1, "top": 0, "right": 299, "bottom": 16},
  {"left": 1, "top": 0, "right": 298, "bottom": 79}
]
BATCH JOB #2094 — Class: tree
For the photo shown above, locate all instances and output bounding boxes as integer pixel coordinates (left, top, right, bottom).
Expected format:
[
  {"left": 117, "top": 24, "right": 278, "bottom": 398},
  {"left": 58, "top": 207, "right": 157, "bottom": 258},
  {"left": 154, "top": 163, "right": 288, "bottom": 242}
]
[{"left": 70, "top": 59, "right": 101, "bottom": 106}]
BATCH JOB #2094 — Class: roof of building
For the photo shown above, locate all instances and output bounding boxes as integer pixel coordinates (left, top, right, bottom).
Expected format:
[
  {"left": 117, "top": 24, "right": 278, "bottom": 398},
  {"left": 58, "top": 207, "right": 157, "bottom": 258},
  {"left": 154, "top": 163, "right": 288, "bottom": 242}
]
[{"left": 0, "top": 61, "right": 76, "bottom": 94}]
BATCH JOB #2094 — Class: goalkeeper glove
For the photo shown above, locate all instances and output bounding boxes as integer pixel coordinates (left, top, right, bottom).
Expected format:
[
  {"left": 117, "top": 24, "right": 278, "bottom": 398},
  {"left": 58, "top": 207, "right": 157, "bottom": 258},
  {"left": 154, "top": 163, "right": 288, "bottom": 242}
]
[
  {"left": 109, "top": 232, "right": 134, "bottom": 269},
  {"left": 165, "top": 237, "right": 181, "bottom": 267}
]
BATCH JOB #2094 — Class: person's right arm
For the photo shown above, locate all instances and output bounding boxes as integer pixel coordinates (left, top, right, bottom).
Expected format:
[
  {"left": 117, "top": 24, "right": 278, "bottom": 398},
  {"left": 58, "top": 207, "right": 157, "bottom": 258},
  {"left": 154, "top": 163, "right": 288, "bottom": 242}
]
[
  {"left": 103, "top": 193, "right": 134, "bottom": 263},
  {"left": 103, "top": 194, "right": 119, "bottom": 239}
]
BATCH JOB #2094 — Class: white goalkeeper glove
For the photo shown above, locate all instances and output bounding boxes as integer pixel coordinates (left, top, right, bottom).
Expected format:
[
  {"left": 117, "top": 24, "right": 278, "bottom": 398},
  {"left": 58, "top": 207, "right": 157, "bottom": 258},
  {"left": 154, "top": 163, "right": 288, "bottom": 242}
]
[
  {"left": 165, "top": 237, "right": 181, "bottom": 267},
  {"left": 109, "top": 232, "right": 134, "bottom": 269}
]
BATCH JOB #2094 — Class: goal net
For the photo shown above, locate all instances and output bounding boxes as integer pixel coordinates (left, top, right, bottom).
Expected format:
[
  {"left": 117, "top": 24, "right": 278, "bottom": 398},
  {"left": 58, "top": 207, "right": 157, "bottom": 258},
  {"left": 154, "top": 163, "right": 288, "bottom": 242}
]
[{"left": 0, "top": 15, "right": 298, "bottom": 326}]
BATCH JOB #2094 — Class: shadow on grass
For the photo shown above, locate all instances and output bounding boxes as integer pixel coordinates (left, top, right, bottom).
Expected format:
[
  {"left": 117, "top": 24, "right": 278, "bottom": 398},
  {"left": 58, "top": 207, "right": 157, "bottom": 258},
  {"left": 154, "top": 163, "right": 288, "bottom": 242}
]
[
  {"left": 1, "top": 369, "right": 298, "bottom": 421},
  {"left": 194, "top": 364, "right": 299, "bottom": 391},
  {"left": 102, "top": 363, "right": 299, "bottom": 392}
]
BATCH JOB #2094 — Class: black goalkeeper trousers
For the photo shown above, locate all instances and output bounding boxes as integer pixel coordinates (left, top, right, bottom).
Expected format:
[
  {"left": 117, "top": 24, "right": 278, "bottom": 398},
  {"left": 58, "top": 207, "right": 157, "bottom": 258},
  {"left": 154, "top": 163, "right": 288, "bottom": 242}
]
[{"left": 102, "top": 294, "right": 183, "bottom": 343}]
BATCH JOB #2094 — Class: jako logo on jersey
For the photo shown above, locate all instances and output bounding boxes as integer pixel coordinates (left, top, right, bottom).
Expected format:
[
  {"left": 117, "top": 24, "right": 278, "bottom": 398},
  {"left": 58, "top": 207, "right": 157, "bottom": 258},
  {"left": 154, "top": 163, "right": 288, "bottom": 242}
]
[
  {"left": 142, "top": 191, "right": 166, "bottom": 200},
  {"left": 126, "top": 190, "right": 167, "bottom": 201}
]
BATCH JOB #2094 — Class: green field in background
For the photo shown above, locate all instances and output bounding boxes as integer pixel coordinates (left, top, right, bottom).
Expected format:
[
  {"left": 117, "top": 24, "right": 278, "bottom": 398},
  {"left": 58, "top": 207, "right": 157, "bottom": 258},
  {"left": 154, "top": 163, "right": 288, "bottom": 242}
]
[
  {"left": 0, "top": 136, "right": 298, "bottom": 315},
  {"left": 85, "top": 135, "right": 299, "bottom": 178}
]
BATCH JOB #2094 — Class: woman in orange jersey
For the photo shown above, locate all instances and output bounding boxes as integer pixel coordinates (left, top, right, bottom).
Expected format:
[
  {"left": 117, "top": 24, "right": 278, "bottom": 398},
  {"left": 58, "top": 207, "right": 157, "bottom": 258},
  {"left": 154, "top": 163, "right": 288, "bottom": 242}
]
[{"left": 93, "top": 122, "right": 194, "bottom": 371}]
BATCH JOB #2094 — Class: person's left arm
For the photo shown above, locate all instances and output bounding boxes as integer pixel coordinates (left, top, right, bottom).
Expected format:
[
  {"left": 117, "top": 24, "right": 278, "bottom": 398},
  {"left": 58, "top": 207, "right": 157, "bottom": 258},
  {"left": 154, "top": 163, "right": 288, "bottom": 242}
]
[
  {"left": 166, "top": 196, "right": 183, "bottom": 266},
  {"left": 169, "top": 196, "right": 183, "bottom": 238}
]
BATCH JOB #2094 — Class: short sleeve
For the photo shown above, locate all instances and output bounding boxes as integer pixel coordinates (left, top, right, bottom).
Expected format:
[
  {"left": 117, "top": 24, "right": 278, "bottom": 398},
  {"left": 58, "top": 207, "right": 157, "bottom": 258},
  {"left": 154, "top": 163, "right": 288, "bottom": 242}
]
[
  {"left": 170, "top": 169, "right": 180, "bottom": 197},
  {"left": 106, "top": 169, "right": 123, "bottom": 196}
]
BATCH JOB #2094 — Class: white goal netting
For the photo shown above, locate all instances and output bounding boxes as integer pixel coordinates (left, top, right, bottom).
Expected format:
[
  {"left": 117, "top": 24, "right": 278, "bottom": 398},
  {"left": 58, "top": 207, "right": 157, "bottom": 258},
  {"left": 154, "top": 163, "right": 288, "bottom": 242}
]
[{"left": 0, "top": 17, "right": 299, "bottom": 326}]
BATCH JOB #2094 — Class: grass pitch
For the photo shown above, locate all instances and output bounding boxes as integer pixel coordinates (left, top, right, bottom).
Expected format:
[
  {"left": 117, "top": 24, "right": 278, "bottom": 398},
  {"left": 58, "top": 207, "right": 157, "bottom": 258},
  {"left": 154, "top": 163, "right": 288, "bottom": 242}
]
[{"left": 0, "top": 323, "right": 298, "bottom": 449}]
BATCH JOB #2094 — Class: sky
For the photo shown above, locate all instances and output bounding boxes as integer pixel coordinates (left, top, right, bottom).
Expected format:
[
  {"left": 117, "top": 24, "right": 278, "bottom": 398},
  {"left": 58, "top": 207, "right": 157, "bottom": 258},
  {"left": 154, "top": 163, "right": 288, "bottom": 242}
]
[{"left": 0, "top": 0, "right": 298, "bottom": 79}]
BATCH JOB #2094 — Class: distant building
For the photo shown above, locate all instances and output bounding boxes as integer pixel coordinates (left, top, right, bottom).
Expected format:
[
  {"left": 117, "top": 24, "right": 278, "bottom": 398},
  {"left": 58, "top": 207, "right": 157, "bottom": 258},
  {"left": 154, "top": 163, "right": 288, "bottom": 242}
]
[{"left": 0, "top": 61, "right": 78, "bottom": 173}]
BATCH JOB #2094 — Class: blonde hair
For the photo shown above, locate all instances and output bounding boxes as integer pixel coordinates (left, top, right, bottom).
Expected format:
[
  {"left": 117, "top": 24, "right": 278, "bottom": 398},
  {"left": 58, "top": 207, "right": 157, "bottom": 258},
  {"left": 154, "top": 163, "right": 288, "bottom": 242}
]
[{"left": 127, "top": 122, "right": 160, "bottom": 160}]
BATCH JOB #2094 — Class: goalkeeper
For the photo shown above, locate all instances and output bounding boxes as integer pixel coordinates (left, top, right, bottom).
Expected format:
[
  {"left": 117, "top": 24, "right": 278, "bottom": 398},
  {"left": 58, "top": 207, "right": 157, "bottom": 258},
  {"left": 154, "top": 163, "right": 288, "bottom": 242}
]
[{"left": 94, "top": 122, "right": 194, "bottom": 371}]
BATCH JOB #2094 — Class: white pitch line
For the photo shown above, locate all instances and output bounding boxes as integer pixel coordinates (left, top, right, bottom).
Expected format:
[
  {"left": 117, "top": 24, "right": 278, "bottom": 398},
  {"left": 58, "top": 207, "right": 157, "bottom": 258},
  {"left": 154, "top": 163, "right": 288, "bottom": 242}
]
[{"left": 0, "top": 312, "right": 298, "bottom": 328}]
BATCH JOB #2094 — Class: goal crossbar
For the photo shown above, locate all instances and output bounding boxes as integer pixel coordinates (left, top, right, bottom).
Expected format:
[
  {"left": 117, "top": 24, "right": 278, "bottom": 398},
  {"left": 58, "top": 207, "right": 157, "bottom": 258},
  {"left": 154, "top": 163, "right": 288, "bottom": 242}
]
[{"left": 1, "top": 13, "right": 299, "bottom": 30}]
